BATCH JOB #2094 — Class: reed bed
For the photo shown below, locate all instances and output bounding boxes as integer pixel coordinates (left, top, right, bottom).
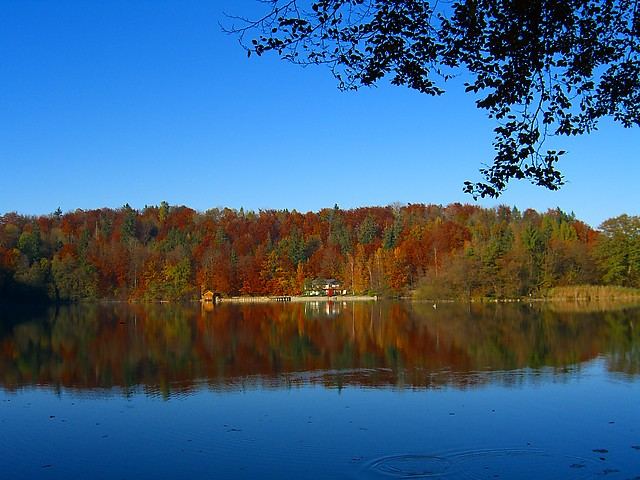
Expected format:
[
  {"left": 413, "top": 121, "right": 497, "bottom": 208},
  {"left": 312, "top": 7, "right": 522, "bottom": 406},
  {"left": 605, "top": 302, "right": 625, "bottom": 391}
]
[{"left": 544, "top": 285, "right": 640, "bottom": 301}]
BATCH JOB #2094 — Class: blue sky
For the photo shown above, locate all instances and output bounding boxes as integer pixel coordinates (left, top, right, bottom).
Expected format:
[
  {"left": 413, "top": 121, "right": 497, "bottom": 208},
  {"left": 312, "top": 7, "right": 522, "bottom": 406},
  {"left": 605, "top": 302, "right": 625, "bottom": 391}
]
[{"left": 1, "top": 0, "right": 638, "bottom": 227}]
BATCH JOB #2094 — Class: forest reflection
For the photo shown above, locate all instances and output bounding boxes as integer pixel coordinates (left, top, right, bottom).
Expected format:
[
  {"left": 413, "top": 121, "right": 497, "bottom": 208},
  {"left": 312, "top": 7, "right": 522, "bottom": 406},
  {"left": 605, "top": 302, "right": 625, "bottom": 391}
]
[{"left": 1, "top": 301, "right": 638, "bottom": 396}]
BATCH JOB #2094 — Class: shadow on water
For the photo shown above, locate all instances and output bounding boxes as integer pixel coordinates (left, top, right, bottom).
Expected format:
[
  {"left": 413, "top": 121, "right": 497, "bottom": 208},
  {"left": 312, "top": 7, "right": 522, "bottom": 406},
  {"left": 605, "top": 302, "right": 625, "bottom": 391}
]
[{"left": 0, "top": 301, "right": 638, "bottom": 395}]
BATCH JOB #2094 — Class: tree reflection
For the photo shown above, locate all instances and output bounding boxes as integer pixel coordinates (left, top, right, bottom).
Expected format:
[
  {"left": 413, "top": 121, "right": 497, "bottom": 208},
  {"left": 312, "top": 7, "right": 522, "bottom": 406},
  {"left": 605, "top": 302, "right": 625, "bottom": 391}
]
[{"left": 0, "top": 302, "right": 638, "bottom": 395}]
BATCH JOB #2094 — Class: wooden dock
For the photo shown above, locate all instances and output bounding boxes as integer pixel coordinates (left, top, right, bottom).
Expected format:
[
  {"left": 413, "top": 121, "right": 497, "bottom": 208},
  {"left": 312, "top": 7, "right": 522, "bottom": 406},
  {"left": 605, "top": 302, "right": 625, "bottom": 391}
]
[{"left": 218, "top": 295, "right": 377, "bottom": 304}]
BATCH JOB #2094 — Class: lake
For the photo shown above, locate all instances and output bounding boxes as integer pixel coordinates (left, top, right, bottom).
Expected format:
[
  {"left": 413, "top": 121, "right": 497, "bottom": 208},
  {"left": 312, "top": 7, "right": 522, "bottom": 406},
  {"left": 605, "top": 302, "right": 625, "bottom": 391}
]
[{"left": 1, "top": 301, "right": 639, "bottom": 479}]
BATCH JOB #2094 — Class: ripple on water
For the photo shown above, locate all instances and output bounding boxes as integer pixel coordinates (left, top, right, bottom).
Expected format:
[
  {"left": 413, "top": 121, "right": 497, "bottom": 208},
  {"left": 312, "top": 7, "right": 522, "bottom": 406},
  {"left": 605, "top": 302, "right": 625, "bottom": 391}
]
[
  {"left": 367, "top": 455, "right": 452, "bottom": 478},
  {"left": 364, "top": 448, "right": 607, "bottom": 479}
]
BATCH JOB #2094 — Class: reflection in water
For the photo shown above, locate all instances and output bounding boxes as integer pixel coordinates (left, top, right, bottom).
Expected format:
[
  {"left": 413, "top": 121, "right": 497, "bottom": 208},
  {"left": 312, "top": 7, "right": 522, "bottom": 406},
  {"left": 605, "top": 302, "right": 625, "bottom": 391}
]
[
  {"left": 1, "top": 302, "right": 640, "bottom": 480},
  {"left": 0, "top": 301, "right": 638, "bottom": 395}
]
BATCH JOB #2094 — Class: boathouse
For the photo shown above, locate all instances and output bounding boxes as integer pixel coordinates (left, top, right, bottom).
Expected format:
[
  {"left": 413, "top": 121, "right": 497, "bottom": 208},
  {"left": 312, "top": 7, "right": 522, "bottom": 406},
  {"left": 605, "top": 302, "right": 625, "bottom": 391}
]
[{"left": 201, "top": 290, "right": 216, "bottom": 302}]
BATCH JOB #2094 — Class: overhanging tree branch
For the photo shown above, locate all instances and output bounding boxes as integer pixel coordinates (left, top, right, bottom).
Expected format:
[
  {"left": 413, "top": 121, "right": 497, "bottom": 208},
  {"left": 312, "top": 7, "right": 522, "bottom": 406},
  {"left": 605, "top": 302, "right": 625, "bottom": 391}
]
[{"left": 225, "top": 0, "right": 640, "bottom": 197}]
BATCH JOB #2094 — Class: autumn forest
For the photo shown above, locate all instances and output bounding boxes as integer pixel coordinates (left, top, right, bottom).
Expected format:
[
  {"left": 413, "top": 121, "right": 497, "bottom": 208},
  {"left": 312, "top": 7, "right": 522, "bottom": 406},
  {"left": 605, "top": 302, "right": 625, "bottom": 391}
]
[{"left": 1, "top": 203, "right": 639, "bottom": 303}]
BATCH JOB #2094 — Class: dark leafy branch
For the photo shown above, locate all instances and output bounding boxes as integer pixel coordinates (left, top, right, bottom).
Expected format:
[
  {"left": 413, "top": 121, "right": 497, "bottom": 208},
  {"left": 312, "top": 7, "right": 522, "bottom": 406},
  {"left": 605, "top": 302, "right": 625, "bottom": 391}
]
[{"left": 225, "top": 0, "right": 640, "bottom": 197}]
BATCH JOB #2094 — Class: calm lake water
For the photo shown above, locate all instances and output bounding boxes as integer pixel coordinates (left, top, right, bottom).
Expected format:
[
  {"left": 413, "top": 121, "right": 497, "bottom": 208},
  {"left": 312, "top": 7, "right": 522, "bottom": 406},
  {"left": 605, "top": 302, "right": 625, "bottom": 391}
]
[{"left": 1, "top": 301, "right": 639, "bottom": 479}]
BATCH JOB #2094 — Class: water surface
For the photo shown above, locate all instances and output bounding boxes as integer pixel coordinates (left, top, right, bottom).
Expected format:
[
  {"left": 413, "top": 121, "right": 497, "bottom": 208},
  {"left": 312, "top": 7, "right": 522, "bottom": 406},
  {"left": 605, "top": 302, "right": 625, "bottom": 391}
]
[{"left": 1, "top": 301, "right": 639, "bottom": 478}]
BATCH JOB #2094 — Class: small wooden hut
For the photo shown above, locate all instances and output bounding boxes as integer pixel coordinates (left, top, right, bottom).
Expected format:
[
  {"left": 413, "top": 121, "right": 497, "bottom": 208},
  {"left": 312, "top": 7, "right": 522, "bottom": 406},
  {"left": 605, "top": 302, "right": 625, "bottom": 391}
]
[{"left": 201, "top": 290, "right": 215, "bottom": 303}]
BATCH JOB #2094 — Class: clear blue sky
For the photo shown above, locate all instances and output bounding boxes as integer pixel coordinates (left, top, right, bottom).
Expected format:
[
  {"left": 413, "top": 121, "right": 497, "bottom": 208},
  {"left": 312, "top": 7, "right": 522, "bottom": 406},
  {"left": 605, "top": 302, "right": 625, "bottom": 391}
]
[{"left": 1, "top": 1, "right": 638, "bottom": 227}]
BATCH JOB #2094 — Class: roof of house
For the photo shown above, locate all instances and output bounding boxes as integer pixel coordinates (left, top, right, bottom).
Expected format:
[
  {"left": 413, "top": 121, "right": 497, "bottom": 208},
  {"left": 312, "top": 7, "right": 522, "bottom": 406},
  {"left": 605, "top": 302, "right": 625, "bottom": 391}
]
[{"left": 311, "top": 278, "right": 341, "bottom": 287}]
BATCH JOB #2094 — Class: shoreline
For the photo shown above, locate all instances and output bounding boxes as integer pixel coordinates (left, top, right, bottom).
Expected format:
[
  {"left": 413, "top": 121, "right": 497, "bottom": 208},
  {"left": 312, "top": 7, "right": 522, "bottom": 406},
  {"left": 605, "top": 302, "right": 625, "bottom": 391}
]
[
  {"left": 5, "top": 291, "right": 640, "bottom": 306},
  {"left": 216, "top": 295, "right": 377, "bottom": 304}
]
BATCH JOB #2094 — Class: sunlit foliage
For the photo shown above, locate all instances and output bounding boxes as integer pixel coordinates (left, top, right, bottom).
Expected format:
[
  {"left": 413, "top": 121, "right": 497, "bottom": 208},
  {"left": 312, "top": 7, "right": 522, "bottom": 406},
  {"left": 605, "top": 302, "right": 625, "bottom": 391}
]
[{"left": 0, "top": 203, "right": 636, "bottom": 302}]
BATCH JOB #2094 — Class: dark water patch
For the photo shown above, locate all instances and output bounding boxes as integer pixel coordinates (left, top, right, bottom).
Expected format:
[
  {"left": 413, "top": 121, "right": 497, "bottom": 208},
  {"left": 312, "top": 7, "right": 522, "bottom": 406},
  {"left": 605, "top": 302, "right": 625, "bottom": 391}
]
[{"left": 601, "top": 468, "right": 620, "bottom": 475}]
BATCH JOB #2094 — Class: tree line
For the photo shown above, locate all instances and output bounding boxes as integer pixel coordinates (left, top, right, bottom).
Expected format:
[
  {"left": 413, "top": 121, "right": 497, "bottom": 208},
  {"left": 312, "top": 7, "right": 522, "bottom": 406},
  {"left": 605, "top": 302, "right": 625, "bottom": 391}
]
[{"left": 1, "top": 202, "right": 639, "bottom": 302}]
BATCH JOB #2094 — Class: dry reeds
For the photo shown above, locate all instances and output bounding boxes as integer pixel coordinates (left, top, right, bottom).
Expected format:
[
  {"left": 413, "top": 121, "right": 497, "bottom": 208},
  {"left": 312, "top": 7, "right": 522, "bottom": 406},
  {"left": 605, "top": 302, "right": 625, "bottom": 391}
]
[{"left": 545, "top": 285, "right": 640, "bottom": 301}]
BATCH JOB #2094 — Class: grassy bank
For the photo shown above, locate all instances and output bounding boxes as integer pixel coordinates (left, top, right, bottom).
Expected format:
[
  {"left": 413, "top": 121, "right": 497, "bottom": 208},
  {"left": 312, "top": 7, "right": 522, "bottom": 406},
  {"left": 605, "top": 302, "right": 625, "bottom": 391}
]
[
  {"left": 412, "top": 284, "right": 640, "bottom": 304},
  {"left": 543, "top": 285, "right": 640, "bottom": 301}
]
